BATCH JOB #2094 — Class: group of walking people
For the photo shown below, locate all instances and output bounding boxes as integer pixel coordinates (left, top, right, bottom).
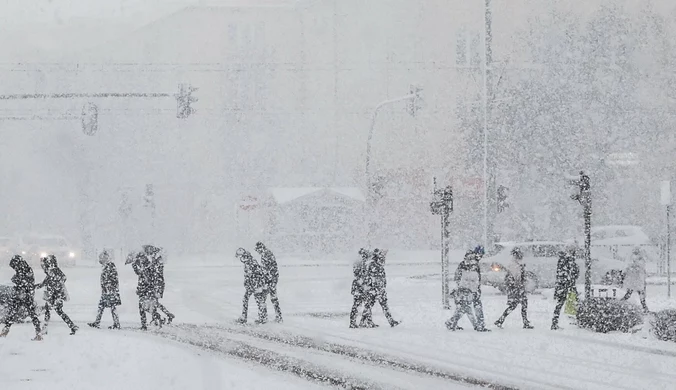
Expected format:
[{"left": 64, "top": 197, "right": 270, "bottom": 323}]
[
  {"left": 235, "top": 242, "right": 283, "bottom": 324},
  {"left": 1, "top": 243, "right": 175, "bottom": 340},
  {"left": 349, "top": 248, "right": 400, "bottom": 328}
]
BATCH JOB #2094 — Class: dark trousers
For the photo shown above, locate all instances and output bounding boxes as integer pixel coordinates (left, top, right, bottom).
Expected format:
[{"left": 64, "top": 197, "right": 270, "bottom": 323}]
[
  {"left": 138, "top": 297, "right": 161, "bottom": 328},
  {"left": 157, "top": 301, "right": 174, "bottom": 318},
  {"left": 93, "top": 300, "right": 120, "bottom": 327},
  {"left": 472, "top": 293, "right": 486, "bottom": 329},
  {"left": 349, "top": 293, "right": 364, "bottom": 326},
  {"left": 44, "top": 300, "right": 76, "bottom": 330},
  {"left": 267, "top": 282, "right": 282, "bottom": 320},
  {"left": 622, "top": 289, "right": 649, "bottom": 311},
  {"left": 496, "top": 296, "right": 530, "bottom": 326},
  {"left": 552, "top": 295, "right": 567, "bottom": 327},
  {"left": 241, "top": 289, "right": 267, "bottom": 322},
  {"left": 360, "top": 291, "right": 395, "bottom": 326},
  {"left": 4, "top": 297, "right": 41, "bottom": 334},
  {"left": 446, "top": 300, "right": 477, "bottom": 329}
]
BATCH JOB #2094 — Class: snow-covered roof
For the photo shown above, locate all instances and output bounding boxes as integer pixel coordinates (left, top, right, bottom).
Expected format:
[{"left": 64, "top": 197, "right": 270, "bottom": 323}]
[{"left": 270, "top": 187, "right": 365, "bottom": 204}]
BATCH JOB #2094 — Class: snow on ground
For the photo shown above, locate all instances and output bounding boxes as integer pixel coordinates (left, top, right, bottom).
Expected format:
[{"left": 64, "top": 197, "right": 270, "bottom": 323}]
[
  {"left": 0, "top": 322, "right": 323, "bottom": 390},
  {"left": 1, "top": 252, "right": 676, "bottom": 389}
]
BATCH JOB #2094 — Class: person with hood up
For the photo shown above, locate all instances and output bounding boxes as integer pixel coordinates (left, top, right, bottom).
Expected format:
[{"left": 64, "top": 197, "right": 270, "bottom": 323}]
[
  {"left": 88, "top": 250, "right": 122, "bottom": 330},
  {"left": 36, "top": 255, "right": 78, "bottom": 335},
  {"left": 621, "top": 246, "right": 649, "bottom": 313},
  {"left": 470, "top": 245, "right": 489, "bottom": 331},
  {"left": 128, "top": 251, "right": 162, "bottom": 330},
  {"left": 0, "top": 255, "right": 42, "bottom": 340},
  {"left": 551, "top": 246, "right": 580, "bottom": 330},
  {"left": 494, "top": 247, "right": 533, "bottom": 329},
  {"left": 359, "top": 248, "right": 400, "bottom": 328},
  {"left": 446, "top": 250, "right": 481, "bottom": 331},
  {"left": 255, "top": 241, "right": 282, "bottom": 323},
  {"left": 144, "top": 245, "right": 175, "bottom": 325},
  {"left": 349, "top": 248, "right": 370, "bottom": 328},
  {"left": 236, "top": 248, "right": 268, "bottom": 324}
]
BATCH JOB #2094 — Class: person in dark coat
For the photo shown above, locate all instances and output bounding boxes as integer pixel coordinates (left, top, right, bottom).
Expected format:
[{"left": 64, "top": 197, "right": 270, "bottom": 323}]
[
  {"left": 446, "top": 251, "right": 480, "bottom": 331},
  {"left": 494, "top": 247, "right": 533, "bottom": 329},
  {"left": 255, "top": 242, "right": 282, "bottom": 322},
  {"left": 349, "top": 248, "right": 369, "bottom": 328},
  {"left": 88, "top": 250, "right": 121, "bottom": 329},
  {"left": 36, "top": 255, "right": 78, "bottom": 335},
  {"left": 144, "top": 245, "right": 175, "bottom": 325},
  {"left": 236, "top": 248, "right": 268, "bottom": 324},
  {"left": 359, "top": 249, "right": 399, "bottom": 328},
  {"left": 0, "top": 255, "right": 42, "bottom": 340},
  {"left": 551, "top": 246, "right": 580, "bottom": 330},
  {"left": 128, "top": 251, "right": 162, "bottom": 330},
  {"left": 470, "top": 246, "right": 489, "bottom": 331}
]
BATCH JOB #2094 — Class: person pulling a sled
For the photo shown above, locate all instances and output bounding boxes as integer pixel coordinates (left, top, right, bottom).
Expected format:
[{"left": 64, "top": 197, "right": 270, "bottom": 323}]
[
  {"left": 551, "top": 246, "right": 579, "bottom": 330},
  {"left": 0, "top": 255, "right": 42, "bottom": 340},
  {"left": 236, "top": 248, "right": 268, "bottom": 325},
  {"left": 359, "top": 249, "right": 400, "bottom": 328},
  {"left": 256, "top": 242, "right": 282, "bottom": 323},
  {"left": 494, "top": 247, "right": 533, "bottom": 329},
  {"left": 36, "top": 255, "right": 78, "bottom": 335},
  {"left": 621, "top": 246, "right": 650, "bottom": 313},
  {"left": 446, "top": 250, "right": 482, "bottom": 331},
  {"left": 88, "top": 250, "right": 121, "bottom": 330}
]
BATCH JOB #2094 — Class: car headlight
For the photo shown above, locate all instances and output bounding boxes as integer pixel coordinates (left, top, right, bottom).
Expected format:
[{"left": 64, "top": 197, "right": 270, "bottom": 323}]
[
  {"left": 40, "top": 252, "right": 48, "bottom": 258},
  {"left": 69, "top": 252, "right": 76, "bottom": 258},
  {"left": 21, "top": 251, "right": 26, "bottom": 255}
]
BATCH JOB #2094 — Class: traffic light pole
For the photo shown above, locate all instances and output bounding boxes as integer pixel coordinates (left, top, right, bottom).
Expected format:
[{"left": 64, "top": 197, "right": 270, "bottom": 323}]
[
  {"left": 571, "top": 171, "right": 592, "bottom": 299},
  {"left": 431, "top": 179, "right": 453, "bottom": 309}
]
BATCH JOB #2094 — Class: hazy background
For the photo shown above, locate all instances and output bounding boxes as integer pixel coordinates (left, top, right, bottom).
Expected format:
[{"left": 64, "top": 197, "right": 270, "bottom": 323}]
[{"left": 1, "top": 0, "right": 675, "bottom": 260}]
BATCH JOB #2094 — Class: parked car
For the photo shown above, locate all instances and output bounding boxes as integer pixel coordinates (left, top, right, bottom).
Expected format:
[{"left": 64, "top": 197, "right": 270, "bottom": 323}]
[
  {"left": 17, "top": 234, "right": 79, "bottom": 266},
  {"left": 480, "top": 241, "right": 626, "bottom": 293}
]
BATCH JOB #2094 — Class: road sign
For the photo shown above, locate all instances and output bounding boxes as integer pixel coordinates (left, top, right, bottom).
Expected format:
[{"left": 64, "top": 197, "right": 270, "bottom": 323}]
[{"left": 661, "top": 181, "right": 671, "bottom": 206}]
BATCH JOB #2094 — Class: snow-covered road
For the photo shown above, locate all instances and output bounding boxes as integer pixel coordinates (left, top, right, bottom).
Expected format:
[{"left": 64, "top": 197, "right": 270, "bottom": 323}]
[{"left": 1, "top": 258, "right": 676, "bottom": 389}]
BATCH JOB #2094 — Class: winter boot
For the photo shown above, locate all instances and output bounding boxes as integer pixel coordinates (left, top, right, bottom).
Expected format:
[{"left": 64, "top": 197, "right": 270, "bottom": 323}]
[
  {"left": 41, "top": 322, "right": 49, "bottom": 335},
  {"left": 70, "top": 325, "right": 79, "bottom": 335},
  {"left": 88, "top": 322, "right": 101, "bottom": 329},
  {"left": 140, "top": 325, "right": 148, "bottom": 331},
  {"left": 349, "top": 322, "right": 359, "bottom": 329},
  {"left": 167, "top": 313, "right": 175, "bottom": 324},
  {"left": 494, "top": 320, "right": 504, "bottom": 329},
  {"left": 109, "top": 324, "right": 120, "bottom": 330},
  {"left": 254, "top": 318, "right": 267, "bottom": 325},
  {"left": 445, "top": 320, "right": 462, "bottom": 331},
  {"left": 0, "top": 327, "right": 9, "bottom": 337},
  {"left": 551, "top": 324, "right": 561, "bottom": 331},
  {"left": 236, "top": 317, "right": 247, "bottom": 324},
  {"left": 389, "top": 320, "right": 400, "bottom": 328},
  {"left": 275, "top": 315, "right": 283, "bottom": 323},
  {"left": 32, "top": 332, "right": 43, "bottom": 341},
  {"left": 475, "top": 327, "right": 492, "bottom": 332},
  {"left": 523, "top": 321, "right": 534, "bottom": 329}
]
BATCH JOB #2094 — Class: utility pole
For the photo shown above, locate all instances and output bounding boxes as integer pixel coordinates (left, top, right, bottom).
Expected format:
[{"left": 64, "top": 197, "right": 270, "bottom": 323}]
[
  {"left": 570, "top": 171, "right": 592, "bottom": 299},
  {"left": 430, "top": 178, "right": 454, "bottom": 309},
  {"left": 482, "top": 0, "right": 495, "bottom": 249},
  {"left": 661, "top": 180, "right": 671, "bottom": 297}
]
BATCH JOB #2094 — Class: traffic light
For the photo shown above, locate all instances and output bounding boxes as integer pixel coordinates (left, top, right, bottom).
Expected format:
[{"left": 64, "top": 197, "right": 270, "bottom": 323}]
[
  {"left": 176, "top": 83, "right": 198, "bottom": 119},
  {"left": 569, "top": 171, "right": 591, "bottom": 205},
  {"left": 407, "top": 84, "right": 423, "bottom": 117},
  {"left": 81, "top": 102, "right": 98, "bottom": 136},
  {"left": 497, "top": 185, "right": 509, "bottom": 213}
]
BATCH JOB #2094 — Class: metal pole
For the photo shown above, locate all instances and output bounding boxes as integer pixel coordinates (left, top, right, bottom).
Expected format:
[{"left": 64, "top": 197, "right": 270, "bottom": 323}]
[
  {"left": 441, "top": 209, "right": 451, "bottom": 309},
  {"left": 668, "top": 205, "right": 671, "bottom": 298},
  {"left": 582, "top": 173, "right": 592, "bottom": 300},
  {"left": 481, "top": 0, "right": 490, "bottom": 249}
]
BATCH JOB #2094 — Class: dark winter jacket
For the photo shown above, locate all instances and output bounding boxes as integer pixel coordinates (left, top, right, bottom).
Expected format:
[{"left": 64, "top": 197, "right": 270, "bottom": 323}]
[
  {"left": 504, "top": 260, "right": 527, "bottom": 300},
  {"left": 11, "top": 262, "right": 36, "bottom": 301},
  {"left": 37, "top": 267, "right": 68, "bottom": 305},
  {"left": 364, "top": 255, "right": 387, "bottom": 296},
  {"left": 100, "top": 262, "right": 121, "bottom": 307},
  {"left": 554, "top": 254, "right": 579, "bottom": 299},
  {"left": 132, "top": 254, "right": 156, "bottom": 298},
  {"left": 151, "top": 259, "right": 166, "bottom": 298},
  {"left": 351, "top": 258, "right": 367, "bottom": 296},
  {"left": 260, "top": 249, "right": 279, "bottom": 285},
  {"left": 454, "top": 257, "right": 482, "bottom": 294},
  {"left": 242, "top": 257, "right": 266, "bottom": 293}
]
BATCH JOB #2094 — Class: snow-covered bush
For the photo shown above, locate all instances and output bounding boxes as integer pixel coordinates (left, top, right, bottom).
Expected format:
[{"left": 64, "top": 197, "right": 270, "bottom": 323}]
[
  {"left": 576, "top": 298, "right": 643, "bottom": 333},
  {"left": 651, "top": 310, "right": 676, "bottom": 342}
]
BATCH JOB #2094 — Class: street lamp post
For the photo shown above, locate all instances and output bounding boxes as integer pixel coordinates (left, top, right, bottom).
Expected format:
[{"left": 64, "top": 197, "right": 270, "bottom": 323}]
[{"left": 363, "top": 89, "right": 422, "bottom": 246}]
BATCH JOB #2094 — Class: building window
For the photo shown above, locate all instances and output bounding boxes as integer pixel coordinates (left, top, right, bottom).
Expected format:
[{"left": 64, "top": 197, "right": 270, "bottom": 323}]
[{"left": 456, "top": 28, "right": 482, "bottom": 68}]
